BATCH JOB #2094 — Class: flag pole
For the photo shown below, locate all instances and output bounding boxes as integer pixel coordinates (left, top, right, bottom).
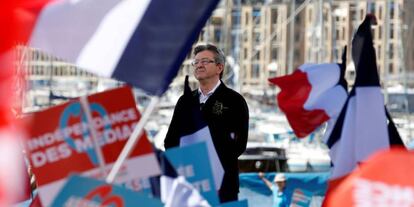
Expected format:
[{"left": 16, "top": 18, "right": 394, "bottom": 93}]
[
  {"left": 79, "top": 96, "right": 106, "bottom": 176},
  {"left": 106, "top": 95, "right": 160, "bottom": 183}
]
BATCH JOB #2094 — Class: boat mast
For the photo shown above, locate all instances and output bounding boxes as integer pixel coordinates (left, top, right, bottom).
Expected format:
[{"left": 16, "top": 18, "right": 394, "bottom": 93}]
[
  {"left": 287, "top": 0, "right": 295, "bottom": 73},
  {"left": 383, "top": 0, "right": 391, "bottom": 104}
]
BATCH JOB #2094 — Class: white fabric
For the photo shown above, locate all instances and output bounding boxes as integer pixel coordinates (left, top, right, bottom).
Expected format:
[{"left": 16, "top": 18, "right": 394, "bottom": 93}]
[
  {"left": 29, "top": 0, "right": 151, "bottom": 77},
  {"left": 298, "top": 63, "right": 347, "bottom": 117},
  {"left": 162, "top": 176, "right": 211, "bottom": 207},
  {"left": 179, "top": 126, "right": 224, "bottom": 191},
  {"left": 160, "top": 176, "right": 175, "bottom": 203},
  {"left": 76, "top": 0, "right": 151, "bottom": 76},
  {"left": 0, "top": 129, "right": 26, "bottom": 205},
  {"left": 330, "top": 87, "right": 390, "bottom": 179},
  {"left": 329, "top": 97, "right": 357, "bottom": 179},
  {"left": 354, "top": 88, "right": 389, "bottom": 161}
]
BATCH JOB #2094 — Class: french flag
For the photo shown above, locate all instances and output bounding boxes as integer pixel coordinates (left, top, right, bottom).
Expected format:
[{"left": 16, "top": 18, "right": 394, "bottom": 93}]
[
  {"left": 323, "top": 15, "right": 405, "bottom": 205},
  {"left": 17, "top": 0, "right": 219, "bottom": 95},
  {"left": 151, "top": 150, "right": 210, "bottom": 207},
  {"left": 269, "top": 49, "right": 348, "bottom": 138}
]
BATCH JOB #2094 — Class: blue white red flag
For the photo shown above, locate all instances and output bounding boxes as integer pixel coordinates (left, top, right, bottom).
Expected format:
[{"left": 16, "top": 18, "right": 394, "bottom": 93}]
[
  {"left": 150, "top": 146, "right": 211, "bottom": 207},
  {"left": 325, "top": 15, "right": 404, "bottom": 181},
  {"left": 269, "top": 49, "right": 348, "bottom": 138},
  {"left": 17, "top": 0, "right": 219, "bottom": 95},
  {"left": 322, "top": 15, "right": 405, "bottom": 205}
]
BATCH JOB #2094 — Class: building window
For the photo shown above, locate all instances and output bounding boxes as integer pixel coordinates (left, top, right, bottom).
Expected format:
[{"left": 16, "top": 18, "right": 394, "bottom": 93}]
[
  {"left": 389, "top": 63, "right": 394, "bottom": 74},
  {"left": 232, "top": 10, "right": 241, "bottom": 26},
  {"left": 378, "top": 25, "right": 382, "bottom": 39},
  {"left": 254, "top": 33, "right": 261, "bottom": 43},
  {"left": 378, "top": 45, "right": 382, "bottom": 58},
  {"left": 271, "top": 9, "right": 278, "bottom": 24},
  {"left": 295, "top": 32, "right": 300, "bottom": 41},
  {"left": 253, "top": 9, "right": 261, "bottom": 24},
  {"left": 335, "top": 48, "right": 341, "bottom": 60},
  {"left": 342, "top": 28, "right": 345, "bottom": 41},
  {"left": 351, "top": 10, "right": 356, "bottom": 21},
  {"left": 271, "top": 48, "right": 278, "bottom": 61},
  {"left": 379, "top": 6, "right": 382, "bottom": 19},
  {"left": 214, "top": 29, "right": 221, "bottom": 42},
  {"left": 369, "top": 2, "right": 376, "bottom": 14},
  {"left": 252, "top": 64, "right": 260, "bottom": 78},
  {"left": 336, "top": 29, "right": 340, "bottom": 40},
  {"left": 390, "top": 3, "right": 395, "bottom": 19}
]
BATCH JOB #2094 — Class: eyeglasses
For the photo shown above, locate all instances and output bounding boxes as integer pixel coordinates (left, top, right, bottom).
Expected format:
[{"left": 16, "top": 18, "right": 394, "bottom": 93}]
[{"left": 191, "top": 59, "right": 216, "bottom": 67}]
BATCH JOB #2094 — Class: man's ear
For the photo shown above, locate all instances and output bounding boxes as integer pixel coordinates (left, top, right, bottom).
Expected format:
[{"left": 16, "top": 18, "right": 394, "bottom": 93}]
[{"left": 217, "top": 64, "right": 224, "bottom": 74}]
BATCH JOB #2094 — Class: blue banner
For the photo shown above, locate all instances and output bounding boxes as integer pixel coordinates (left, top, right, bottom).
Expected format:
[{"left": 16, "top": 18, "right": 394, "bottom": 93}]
[
  {"left": 239, "top": 172, "right": 329, "bottom": 207},
  {"left": 165, "top": 142, "right": 219, "bottom": 205},
  {"left": 51, "top": 175, "right": 163, "bottom": 207}
]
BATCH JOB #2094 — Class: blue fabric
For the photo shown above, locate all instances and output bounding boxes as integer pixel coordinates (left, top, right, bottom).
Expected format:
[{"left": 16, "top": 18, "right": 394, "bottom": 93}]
[
  {"left": 149, "top": 148, "right": 178, "bottom": 199},
  {"left": 113, "top": 0, "right": 220, "bottom": 95},
  {"left": 239, "top": 172, "right": 329, "bottom": 207}
]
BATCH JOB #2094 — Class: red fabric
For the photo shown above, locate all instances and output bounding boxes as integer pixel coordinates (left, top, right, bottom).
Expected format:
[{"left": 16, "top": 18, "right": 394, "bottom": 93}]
[
  {"left": 13, "top": 164, "right": 32, "bottom": 204},
  {"left": 0, "top": 1, "right": 39, "bottom": 204},
  {"left": 0, "top": 1, "right": 17, "bottom": 205},
  {"left": 30, "top": 195, "right": 42, "bottom": 207},
  {"left": 14, "top": 0, "right": 56, "bottom": 44},
  {"left": 323, "top": 147, "right": 413, "bottom": 207},
  {"left": 1, "top": 0, "right": 53, "bottom": 52},
  {"left": 269, "top": 70, "right": 329, "bottom": 138},
  {"left": 321, "top": 175, "right": 348, "bottom": 207}
]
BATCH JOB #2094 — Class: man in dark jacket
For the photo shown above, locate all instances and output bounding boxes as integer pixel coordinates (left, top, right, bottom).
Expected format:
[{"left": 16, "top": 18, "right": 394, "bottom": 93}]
[{"left": 164, "top": 43, "right": 249, "bottom": 203}]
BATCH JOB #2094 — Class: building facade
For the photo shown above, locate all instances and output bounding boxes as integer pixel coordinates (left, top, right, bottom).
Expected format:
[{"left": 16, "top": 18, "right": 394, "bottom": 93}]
[{"left": 22, "top": 0, "right": 412, "bottom": 107}]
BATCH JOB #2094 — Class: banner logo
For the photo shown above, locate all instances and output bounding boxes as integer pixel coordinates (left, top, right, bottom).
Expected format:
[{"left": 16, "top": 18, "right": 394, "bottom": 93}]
[{"left": 59, "top": 102, "right": 110, "bottom": 166}]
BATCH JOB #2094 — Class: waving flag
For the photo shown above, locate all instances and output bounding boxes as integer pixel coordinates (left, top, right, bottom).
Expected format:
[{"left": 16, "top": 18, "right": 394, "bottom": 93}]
[
  {"left": 149, "top": 149, "right": 177, "bottom": 201},
  {"left": 163, "top": 176, "right": 210, "bottom": 207},
  {"left": 17, "top": 0, "right": 219, "bottom": 95},
  {"left": 160, "top": 151, "right": 210, "bottom": 207},
  {"left": 150, "top": 148, "right": 210, "bottom": 207},
  {"left": 323, "top": 15, "right": 405, "bottom": 204},
  {"left": 269, "top": 48, "right": 348, "bottom": 138}
]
